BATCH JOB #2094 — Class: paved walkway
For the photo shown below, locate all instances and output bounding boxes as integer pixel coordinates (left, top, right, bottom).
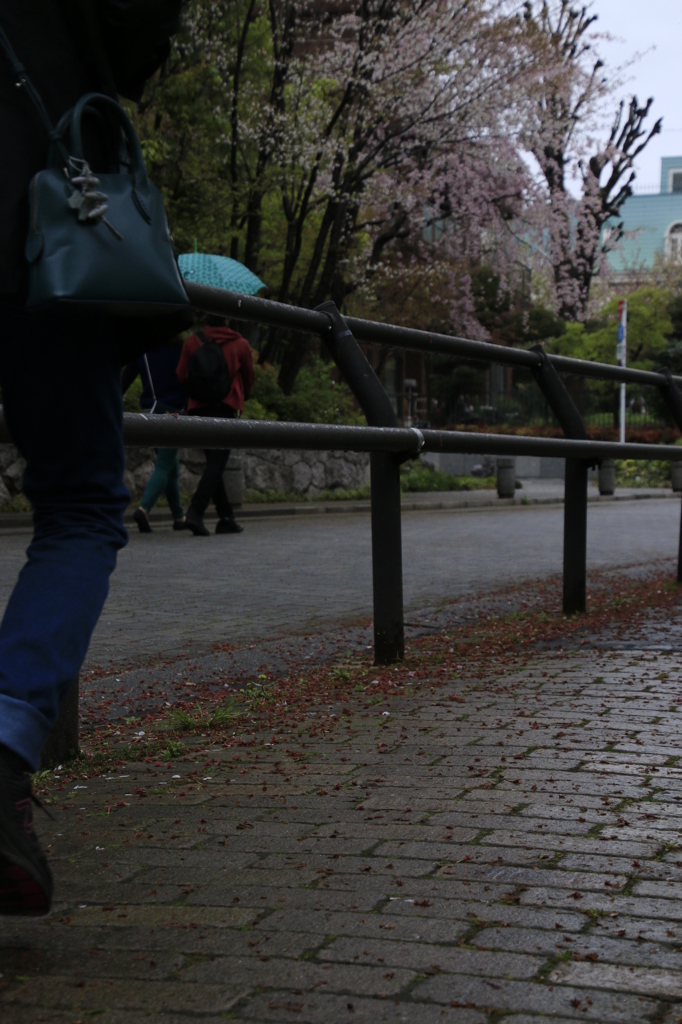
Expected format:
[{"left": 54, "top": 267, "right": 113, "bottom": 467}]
[
  {"left": 0, "top": 494, "right": 679, "bottom": 670},
  {"left": 3, "top": 584, "right": 682, "bottom": 1022}
]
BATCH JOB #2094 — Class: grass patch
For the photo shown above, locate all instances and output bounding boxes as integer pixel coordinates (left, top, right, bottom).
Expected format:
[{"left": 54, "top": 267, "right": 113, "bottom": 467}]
[
  {"left": 169, "top": 699, "right": 242, "bottom": 732},
  {"left": 0, "top": 494, "right": 31, "bottom": 514}
]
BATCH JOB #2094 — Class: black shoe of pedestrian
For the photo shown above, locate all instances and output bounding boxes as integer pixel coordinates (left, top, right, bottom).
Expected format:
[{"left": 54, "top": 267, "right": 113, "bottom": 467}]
[
  {"left": 185, "top": 509, "right": 210, "bottom": 537},
  {"left": 133, "top": 508, "right": 152, "bottom": 534},
  {"left": 216, "top": 518, "right": 244, "bottom": 535},
  {"left": 172, "top": 519, "right": 187, "bottom": 532},
  {"left": 0, "top": 751, "right": 53, "bottom": 916}
]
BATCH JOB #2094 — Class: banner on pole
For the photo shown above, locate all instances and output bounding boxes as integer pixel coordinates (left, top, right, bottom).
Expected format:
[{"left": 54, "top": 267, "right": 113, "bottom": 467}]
[{"left": 616, "top": 300, "right": 627, "bottom": 367}]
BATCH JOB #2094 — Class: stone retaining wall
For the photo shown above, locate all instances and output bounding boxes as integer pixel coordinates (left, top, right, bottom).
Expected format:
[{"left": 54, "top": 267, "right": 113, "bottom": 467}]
[
  {"left": 0, "top": 445, "right": 25, "bottom": 506},
  {"left": 241, "top": 448, "right": 369, "bottom": 497},
  {"left": 0, "top": 443, "right": 370, "bottom": 506}
]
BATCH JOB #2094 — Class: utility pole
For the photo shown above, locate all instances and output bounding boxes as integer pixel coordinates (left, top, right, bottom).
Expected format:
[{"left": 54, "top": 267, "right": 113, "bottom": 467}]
[{"left": 617, "top": 300, "right": 627, "bottom": 444}]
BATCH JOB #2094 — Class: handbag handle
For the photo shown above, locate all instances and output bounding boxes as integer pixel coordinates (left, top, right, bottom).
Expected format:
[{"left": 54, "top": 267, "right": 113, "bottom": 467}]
[
  {"left": 67, "top": 93, "right": 152, "bottom": 220},
  {"left": 0, "top": 24, "right": 153, "bottom": 223}
]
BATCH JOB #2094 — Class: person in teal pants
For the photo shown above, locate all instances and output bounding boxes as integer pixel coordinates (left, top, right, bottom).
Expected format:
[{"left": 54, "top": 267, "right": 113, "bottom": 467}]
[
  {"left": 122, "top": 341, "right": 188, "bottom": 533},
  {"left": 136, "top": 438, "right": 186, "bottom": 532}
]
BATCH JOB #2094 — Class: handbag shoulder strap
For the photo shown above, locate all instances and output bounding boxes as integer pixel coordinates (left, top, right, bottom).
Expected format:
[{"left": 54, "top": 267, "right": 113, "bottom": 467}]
[
  {"left": 0, "top": 24, "right": 70, "bottom": 163},
  {"left": 196, "top": 329, "right": 211, "bottom": 346},
  {"left": 142, "top": 353, "right": 158, "bottom": 414},
  {"left": 0, "top": 26, "right": 55, "bottom": 137}
]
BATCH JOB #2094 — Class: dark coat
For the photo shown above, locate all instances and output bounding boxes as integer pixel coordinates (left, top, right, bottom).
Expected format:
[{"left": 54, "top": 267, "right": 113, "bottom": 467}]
[
  {"left": 138, "top": 343, "right": 187, "bottom": 411},
  {"left": 0, "top": 0, "right": 182, "bottom": 296}
]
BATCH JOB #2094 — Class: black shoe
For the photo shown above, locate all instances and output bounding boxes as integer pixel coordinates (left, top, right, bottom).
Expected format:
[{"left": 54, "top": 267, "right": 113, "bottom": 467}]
[
  {"left": 133, "top": 508, "right": 152, "bottom": 534},
  {"left": 216, "top": 518, "right": 244, "bottom": 534},
  {"left": 0, "top": 751, "right": 53, "bottom": 916},
  {"left": 172, "top": 519, "right": 187, "bottom": 532},
  {"left": 185, "top": 508, "right": 210, "bottom": 537}
]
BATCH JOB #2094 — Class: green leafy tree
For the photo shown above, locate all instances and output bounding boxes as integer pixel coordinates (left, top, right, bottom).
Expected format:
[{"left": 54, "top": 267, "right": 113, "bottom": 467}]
[
  {"left": 548, "top": 287, "right": 672, "bottom": 368},
  {"left": 546, "top": 286, "right": 673, "bottom": 426}
]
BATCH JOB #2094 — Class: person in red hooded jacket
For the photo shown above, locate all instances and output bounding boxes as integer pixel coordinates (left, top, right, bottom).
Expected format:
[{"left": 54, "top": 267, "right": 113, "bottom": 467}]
[{"left": 176, "top": 316, "right": 255, "bottom": 536}]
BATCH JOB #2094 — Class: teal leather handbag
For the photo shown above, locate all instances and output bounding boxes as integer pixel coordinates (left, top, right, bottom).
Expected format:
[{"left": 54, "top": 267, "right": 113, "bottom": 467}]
[{"left": 1, "top": 27, "right": 190, "bottom": 319}]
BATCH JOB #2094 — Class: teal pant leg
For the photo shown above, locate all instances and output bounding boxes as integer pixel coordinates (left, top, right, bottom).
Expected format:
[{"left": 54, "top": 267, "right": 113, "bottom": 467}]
[
  {"left": 140, "top": 448, "right": 183, "bottom": 518},
  {"left": 163, "top": 450, "right": 184, "bottom": 520}
]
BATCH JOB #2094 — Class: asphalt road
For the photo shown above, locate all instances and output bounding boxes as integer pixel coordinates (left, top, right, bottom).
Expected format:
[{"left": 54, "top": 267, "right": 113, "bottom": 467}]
[{"left": 0, "top": 498, "right": 679, "bottom": 669}]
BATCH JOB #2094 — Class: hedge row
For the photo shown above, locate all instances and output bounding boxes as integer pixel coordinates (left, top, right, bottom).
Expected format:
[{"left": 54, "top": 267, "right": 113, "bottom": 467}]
[{"left": 447, "top": 424, "right": 681, "bottom": 445}]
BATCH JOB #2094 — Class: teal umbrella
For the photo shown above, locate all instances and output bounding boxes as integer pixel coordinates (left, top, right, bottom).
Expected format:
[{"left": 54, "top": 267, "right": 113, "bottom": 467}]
[{"left": 178, "top": 253, "right": 265, "bottom": 295}]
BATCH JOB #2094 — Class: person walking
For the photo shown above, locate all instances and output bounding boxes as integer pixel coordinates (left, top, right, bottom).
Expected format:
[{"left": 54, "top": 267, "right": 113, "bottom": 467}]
[
  {"left": 176, "top": 316, "right": 255, "bottom": 536},
  {"left": 0, "top": 1, "right": 182, "bottom": 916},
  {"left": 122, "top": 341, "right": 188, "bottom": 533}
]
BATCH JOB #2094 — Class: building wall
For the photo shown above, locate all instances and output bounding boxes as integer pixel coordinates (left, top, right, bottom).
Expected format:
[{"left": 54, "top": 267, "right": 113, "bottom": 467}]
[
  {"left": 661, "top": 158, "right": 682, "bottom": 195},
  {"left": 606, "top": 157, "right": 682, "bottom": 272}
]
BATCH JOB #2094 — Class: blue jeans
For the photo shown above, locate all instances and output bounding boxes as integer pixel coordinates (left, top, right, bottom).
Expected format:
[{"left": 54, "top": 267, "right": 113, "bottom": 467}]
[{"left": 0, "top": 305, "right": 129, "bottom": 770}]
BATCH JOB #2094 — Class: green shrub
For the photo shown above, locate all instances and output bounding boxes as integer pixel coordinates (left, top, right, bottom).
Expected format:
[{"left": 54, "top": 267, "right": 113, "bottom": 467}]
[
  {"left": 123, "top": 376, "right": 143, "bottom": 412},
  {"left": 241, "top": 463, "right": 495, "bottom": 504},
  {"left": 242, "top": 398, "right": 277, "bottom": 421},
  {"left": 400, "top": 462, "right": 495, "bottom": 493},
  {"left": 0, "top": 494, "right": 31, "bottom": 514},
  {"left": 615, "top": 459, "right": 670, "bottom": 487},
  {"left": 246, "top": 361, "right": 365, "bottom": 425}
]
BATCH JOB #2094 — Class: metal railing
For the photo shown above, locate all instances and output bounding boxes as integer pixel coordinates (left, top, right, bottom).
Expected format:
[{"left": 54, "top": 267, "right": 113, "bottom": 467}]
[
  {"left": 183, "top": 280, "right": 682, "bottom": 628},
  {"left": 3, "top": 281, "right": 682, "bottom": 666},
  {"left": 4, "top": 280, "right": 682, "bottom": 765}
]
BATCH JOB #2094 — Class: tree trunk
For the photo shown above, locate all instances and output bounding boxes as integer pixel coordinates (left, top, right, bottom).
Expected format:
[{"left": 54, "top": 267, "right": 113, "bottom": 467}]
[{"left": 277, "top": 332, "right": 310, "bottom": 395}]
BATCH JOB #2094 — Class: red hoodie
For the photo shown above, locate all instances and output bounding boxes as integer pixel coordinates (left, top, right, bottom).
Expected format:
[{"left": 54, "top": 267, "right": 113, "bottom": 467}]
[{"left": 177, "top": 326, "right": 256, "bottom": 412}]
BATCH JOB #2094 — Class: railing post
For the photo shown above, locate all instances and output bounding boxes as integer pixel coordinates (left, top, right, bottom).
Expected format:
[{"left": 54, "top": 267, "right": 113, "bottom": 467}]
[
  {"left": 370, "top": 451, "right": 404, "bottom": 663},
  {"left": 316, "top": 301, "right": 405, "bottom": 663},
  {"left": 563, "top": 459, "right": 589, "bottom": 614},
  {"left": 654, "top": 369, "right": 682, "bottom": 586},
  {"left": 530, "top": 346, "right": 591, "bottom": 616},
  {"left": 40, "top": 677, "right": 79, "bottom": 768},
  {"left": 678, "top": 499, "right": 682, "bottom": 585}
]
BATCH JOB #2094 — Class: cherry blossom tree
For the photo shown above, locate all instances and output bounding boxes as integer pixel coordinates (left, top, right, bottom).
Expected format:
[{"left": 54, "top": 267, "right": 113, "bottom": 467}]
[
  {"left": 519, "top": 0, "right": 661, "bottom": 322},
  {"left": 140, "top": 0, "right": 538, "bottom": 390}
]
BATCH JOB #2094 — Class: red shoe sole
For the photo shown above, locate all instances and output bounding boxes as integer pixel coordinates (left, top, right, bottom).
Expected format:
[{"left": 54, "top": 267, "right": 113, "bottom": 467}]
[{"left": 0, "top": 861, "right": 50, "bottom": 916}]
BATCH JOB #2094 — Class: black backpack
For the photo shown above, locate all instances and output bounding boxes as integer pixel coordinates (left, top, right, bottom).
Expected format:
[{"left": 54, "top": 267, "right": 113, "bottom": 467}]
[{"left": 186, "top": 330, "right": 233, "bottom": 404}]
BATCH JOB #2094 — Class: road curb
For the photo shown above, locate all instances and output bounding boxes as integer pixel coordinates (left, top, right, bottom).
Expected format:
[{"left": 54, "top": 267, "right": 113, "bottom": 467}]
[{"left": 0, "top": 486, "right": 677, "bottom": 533}]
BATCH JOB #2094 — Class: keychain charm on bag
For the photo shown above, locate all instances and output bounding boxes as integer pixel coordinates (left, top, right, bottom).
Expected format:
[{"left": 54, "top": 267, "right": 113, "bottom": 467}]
[{"left": 66, "top": 157, "right": 123, "bottom": 240}]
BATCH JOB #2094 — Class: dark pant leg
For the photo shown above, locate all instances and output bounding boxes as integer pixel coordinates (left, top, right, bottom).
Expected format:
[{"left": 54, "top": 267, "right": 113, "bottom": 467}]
[
  {"left": 212, "top": 448, "right": 233, "bottom": 520},
  {"left": 0, "top": 306, "right": 128, "bottom": 770},
  {"left": 191, "top": 447, "right": 230, "bottom": 516},
  {"left": 189, "top": 405, "right": 237, "bottom": 518}
]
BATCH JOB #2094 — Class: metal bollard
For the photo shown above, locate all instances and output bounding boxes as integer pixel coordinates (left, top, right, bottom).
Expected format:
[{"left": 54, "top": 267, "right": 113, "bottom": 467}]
[
  {"left": 496, "top": 457, "right": 516, "bottom": 498},
  {"left": 672, "top": 462, "right": 682, "bottom": 493},
  {"left": 563, "top": 459, "right": 589, "bottom": 614},
  {"left": 370, "top": 451, "right": 404, "bottom": 664},
  {"left": 40, "top": 677, "right": 79, "bottom": 769},
  {"left": 678, "top": 498, "right": 682, "bottom": 584},
  {"left": 598, "top": 459, "right": 616, "bottom": 496}
]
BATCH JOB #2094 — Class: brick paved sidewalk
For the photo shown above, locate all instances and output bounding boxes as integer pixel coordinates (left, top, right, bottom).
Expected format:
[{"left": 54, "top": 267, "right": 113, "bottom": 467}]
[{"left": 3, "top": 609, "right": 682, "bottom": 1021}]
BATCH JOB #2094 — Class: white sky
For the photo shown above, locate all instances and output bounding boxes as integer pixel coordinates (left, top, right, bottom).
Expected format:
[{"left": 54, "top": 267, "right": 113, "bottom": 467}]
[{"left": 589, "top": 0, "right": 682, "bottom": 188}]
